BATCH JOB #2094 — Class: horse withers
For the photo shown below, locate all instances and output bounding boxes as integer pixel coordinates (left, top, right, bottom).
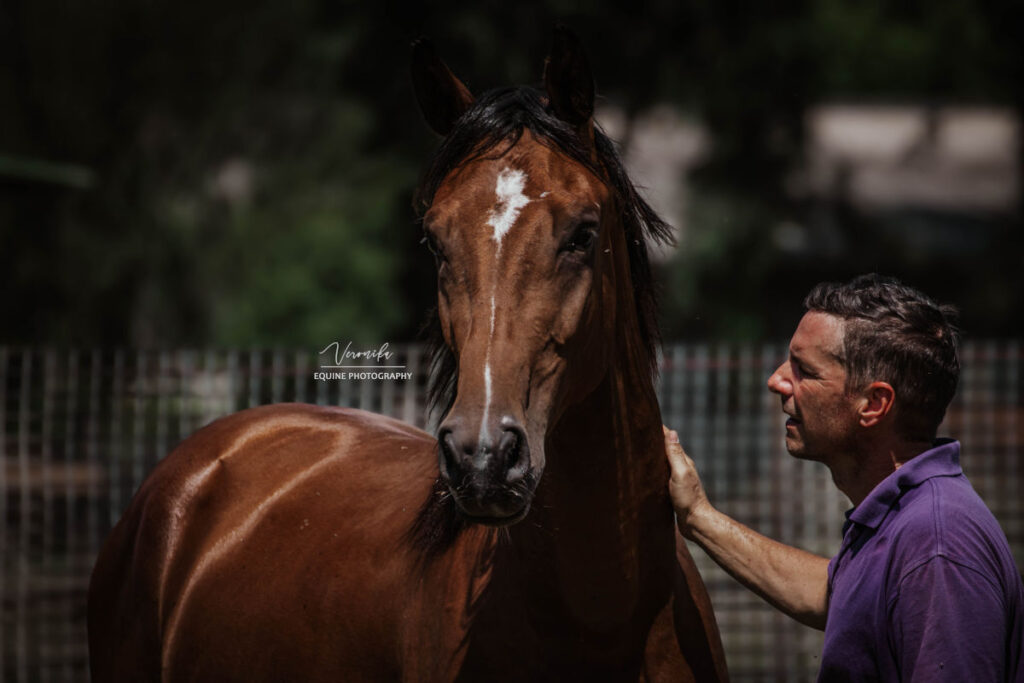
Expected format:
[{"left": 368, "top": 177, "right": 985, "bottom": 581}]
[{"left": 87, "top": 29, "right": 729, "bottom": 682}]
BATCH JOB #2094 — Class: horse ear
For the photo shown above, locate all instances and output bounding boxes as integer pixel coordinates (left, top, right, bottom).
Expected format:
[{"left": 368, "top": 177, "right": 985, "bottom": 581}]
[
  {"left": 543, "top": 27, "right": 595, "bottom": 142},
  {"left": 411, "top": 38, "right": 475, "bottom": 136}
]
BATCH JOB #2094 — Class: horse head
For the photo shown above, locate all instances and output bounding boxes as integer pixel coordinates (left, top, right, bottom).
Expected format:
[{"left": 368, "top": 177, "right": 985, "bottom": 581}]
[{"left": 412, "top": 29, "right": 669, "bottom": 528}]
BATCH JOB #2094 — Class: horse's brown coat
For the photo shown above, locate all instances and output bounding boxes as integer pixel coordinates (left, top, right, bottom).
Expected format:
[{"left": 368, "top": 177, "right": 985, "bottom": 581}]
[{"left": 88, "top": 30, "right": 729, "bottom": 682}]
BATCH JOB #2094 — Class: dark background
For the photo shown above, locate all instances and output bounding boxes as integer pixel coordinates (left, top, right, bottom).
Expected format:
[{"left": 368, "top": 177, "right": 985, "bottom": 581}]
[{"left": 2, "top": 0, "right": 1022, "bottom": 348}]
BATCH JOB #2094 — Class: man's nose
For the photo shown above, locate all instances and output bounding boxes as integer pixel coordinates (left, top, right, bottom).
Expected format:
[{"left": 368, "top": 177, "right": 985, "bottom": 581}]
[{"left": 767, "top": 362, "right": 792, "bottom": 395}]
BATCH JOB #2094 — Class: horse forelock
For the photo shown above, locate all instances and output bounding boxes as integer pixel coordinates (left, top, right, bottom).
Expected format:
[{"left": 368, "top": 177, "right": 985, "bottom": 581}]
[{"left": 410, "top": 85, "right": 673, "bottom": 558}]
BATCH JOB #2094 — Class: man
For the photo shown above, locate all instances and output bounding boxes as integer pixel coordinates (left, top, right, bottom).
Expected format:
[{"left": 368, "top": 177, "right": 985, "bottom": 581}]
[{"left": 665, "top": 274, "right": 1023, "bottom": 682}]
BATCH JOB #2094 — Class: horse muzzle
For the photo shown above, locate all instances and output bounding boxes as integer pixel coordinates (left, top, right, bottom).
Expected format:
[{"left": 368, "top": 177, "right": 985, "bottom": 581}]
[{"left": 436, "top": 417, "right": 537, "bottom": 525}]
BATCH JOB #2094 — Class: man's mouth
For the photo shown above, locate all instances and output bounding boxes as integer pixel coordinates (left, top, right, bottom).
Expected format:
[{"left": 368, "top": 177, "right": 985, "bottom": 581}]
[{"left": 785, "top": 415, "right": 801, "bottom": 427}]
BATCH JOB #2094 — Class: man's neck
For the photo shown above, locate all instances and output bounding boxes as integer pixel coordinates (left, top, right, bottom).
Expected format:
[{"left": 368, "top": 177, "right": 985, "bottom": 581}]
[{"left": 829, "top": 437, "right": 936, "bottom": 506}]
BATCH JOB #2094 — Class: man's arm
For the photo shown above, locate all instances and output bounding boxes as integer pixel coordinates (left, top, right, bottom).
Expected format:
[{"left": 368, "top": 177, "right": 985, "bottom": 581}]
[{"left": 665, "top": 427, "right": 830, "bottom": 630}]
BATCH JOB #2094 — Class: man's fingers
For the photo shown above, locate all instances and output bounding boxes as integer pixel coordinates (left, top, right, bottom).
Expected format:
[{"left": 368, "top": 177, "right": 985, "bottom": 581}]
[{"left": 664, "top": 428, "right": 689, "bottom": 468}]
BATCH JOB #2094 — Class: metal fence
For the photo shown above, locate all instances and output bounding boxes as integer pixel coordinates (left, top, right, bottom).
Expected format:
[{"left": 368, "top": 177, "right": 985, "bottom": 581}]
[{"left": 2, "top": 342, "right": 1021, "bottom": 682}]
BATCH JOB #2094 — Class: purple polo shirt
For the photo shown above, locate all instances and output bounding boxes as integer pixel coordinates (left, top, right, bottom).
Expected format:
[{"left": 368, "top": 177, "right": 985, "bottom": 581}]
[{"left": 819, "top": 440, "right": 1024, "bottom": 682}]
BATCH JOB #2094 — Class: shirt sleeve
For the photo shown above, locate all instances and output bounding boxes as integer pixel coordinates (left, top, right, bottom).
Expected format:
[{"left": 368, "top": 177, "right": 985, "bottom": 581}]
[{"left": 888, "top": 555, "right": 1008, "bottom": 682}]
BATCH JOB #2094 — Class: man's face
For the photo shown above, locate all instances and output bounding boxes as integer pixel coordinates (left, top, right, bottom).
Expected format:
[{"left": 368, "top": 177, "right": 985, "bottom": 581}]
[{"left": 767, "top": 311, "right": 860, "bottom": 462}]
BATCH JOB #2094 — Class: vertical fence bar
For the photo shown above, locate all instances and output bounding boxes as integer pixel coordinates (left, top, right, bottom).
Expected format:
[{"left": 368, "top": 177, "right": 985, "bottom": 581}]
[
  {"left": 339, "top": 360, "right": 353, "bottom": 409},
  {"left": 735, "top": 345, "right": 753, "bottom": 516},
  {"left": 247, "top": 350, "right": 260, "bottom": 409},
  {"left": 271, "top": 350, "right": 284, "bottom": 404},
  {"left": 156, "top": 352, "right": 170, "bottom": 470},
  {"left": 40, "top": 351, "right": 55, "bottom": 683},
  {"left": 62, "top": 352, "right": 79, "bottom": 683},
  {"left": 358, "top": 370, "right": 374, "bottom": 412},
  {"left": 759, "top": 344, "right": 779, "bottom": 678},
  {"left": 180, "top": 350, "right": 195, "bottom": 438},
  {"left": 199, "top": 350, "right": 214, "bottom": 427},
  {"left": 711, "top": 344, "right": 729, "bottom": 506},
  {"left": 691, "top": 345, "right": 710, "bottom": 479},
  {"left": 216, "top": 349, "right": 229, "bottom": 422},
  {"left": 402, "top": 346, "right": 420, "bottom": 426},
  {"left": 1009, "top": 341, "right": 1021, "bottom": 565},
  {"left": 295, "top": 350, "right": 309, "bottom": 405},
  {"left": 663, "top": 345, "right": 682, "bottom": 428},
  {"left": 959, "top": 343, "right": 978, "bottom": 520},
  {"left": 108, "top": 350, "right": 124, "bottom": 528},
  {"left": 16, "top": 349, "right": 32, "bottom": 683},
  {"left": 132, "top": 350, "right": 147, "bottom": 496},
  {"left": 85, "top": 350, "right": 101, "bottom": 609},
  {"left": 316, "top": 352, "right": 328, "bottom": 406},
  {"left": 982, "top": 343, "right": 997, "bottom": 516},
  {"left": 0, "top": 347, "right": 8, "bottom": 681},
  {"left": 381, "top": 364, "right": 395, "bottom": 418},
  {"left": 227, "top": 350, "right": 239, "bottom": 416},
  {"left": 735, "top": 344, "right": 756, "bottom": 673},
  {"left": 172, "top": 350, "right": 182, "bottom": 448},
  {"left": 673, "top": 345, "right": 690, "bottom": 458}
]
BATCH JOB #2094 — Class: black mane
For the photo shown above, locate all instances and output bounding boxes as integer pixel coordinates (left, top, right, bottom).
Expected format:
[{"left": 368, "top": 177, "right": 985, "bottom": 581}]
[{"left": 410, "top": 85, "right": 673, "bottom": 557}]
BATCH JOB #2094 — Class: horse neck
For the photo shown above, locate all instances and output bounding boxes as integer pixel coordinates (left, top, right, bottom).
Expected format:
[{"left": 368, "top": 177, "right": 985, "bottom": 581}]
[{"left": 514, "top": 259, "right": 674, "bottom": 630}]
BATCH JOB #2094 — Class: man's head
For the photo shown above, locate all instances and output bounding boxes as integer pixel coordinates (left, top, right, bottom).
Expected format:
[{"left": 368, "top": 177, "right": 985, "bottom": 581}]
[
  {"left": 767, "top": 310, "right": 861, "bottom": 460},
  {"left": 770, "top": 274, "right": 960, "bottom": 456}
]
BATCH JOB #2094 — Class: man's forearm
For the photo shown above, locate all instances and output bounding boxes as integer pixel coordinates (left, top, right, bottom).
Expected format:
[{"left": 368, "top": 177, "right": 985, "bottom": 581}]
[{"left": 684, "top": 503, "right": 830, "bottom": 630}]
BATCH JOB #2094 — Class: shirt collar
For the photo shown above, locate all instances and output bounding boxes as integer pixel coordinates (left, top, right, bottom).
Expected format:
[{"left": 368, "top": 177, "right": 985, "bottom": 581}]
[{"left": 845, "top": 439, "right": 962, "bottom": 531}]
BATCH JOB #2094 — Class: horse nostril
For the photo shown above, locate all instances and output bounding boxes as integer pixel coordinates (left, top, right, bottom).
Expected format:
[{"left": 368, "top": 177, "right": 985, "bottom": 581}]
[
  {"left": 437, "top": 428, "right": 459, "bottom": 480},
  {"left": 498, "top": 425, "right": 530, "bottom": 481},
  {"left": 498, "top": 429, "right": 518, "bottom": 460}
]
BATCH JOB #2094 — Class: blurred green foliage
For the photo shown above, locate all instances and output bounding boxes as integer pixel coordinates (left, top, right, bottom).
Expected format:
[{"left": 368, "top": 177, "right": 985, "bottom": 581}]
[{"left": 1, "top": 0, "right": 1021, "bottom": 346}]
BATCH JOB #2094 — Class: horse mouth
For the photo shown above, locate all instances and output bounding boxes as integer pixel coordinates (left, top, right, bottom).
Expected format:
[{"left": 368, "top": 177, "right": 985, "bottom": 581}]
[
  {"left": 448, "top": 483, "right": 534, "bottom": 527},
  {"left": 458, "top": 505, "right": 531, "bottom": 527}
]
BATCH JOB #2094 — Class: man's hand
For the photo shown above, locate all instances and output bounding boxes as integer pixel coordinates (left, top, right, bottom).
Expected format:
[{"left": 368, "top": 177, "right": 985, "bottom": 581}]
[
  {"left": 663, "top": 426, "right": 712, "bottom": 536},
  {"left": 662, "top": 425, "right": 830, "bottom": 629}
]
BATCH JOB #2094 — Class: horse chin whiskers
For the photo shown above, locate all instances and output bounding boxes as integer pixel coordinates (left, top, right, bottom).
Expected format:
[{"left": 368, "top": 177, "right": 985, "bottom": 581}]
[
  {"left": 459, "top": 502, "right": 532, "bottom": 528},
  {"left": 444, "top": 472, "right": 538, "bottom": 527}
]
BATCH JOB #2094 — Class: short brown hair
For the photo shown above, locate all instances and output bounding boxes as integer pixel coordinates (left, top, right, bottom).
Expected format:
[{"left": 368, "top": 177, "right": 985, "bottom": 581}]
[{"left": 804, "top": 274, "right": 960, "bottom": 440}]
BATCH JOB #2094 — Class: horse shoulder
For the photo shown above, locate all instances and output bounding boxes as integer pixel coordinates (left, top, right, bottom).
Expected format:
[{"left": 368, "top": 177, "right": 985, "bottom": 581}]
[{"left": 90, "top": 403, "right": 448, "bottom": 682}]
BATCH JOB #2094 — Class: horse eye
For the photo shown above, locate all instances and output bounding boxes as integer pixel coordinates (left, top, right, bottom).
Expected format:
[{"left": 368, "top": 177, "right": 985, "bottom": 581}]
[
  {"left": 562, "top": 222, "right": 598, "bottom": 253},
  {"left": 420, "top": 232, "right": 447, "bottom": 263}
]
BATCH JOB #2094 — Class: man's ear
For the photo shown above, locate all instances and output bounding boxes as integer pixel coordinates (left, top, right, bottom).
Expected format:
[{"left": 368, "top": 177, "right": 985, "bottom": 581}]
[{"left": 859, "top": 382, "right": 895, "bottom": 428}]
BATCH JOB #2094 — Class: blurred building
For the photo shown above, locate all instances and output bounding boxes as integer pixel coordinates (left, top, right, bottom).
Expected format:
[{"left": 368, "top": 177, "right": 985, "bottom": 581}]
[
  {"left": 803, "top": 105, "right": 1018, "bottom": 213},
  {"left": 600, "top": 103, "right": 1020, "bottom": 260}
]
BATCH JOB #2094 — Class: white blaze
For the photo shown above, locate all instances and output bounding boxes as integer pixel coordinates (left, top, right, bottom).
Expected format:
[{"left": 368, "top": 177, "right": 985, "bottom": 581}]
[
  {"left": 479, "top": 167, "right": 531, "bottom": 447},
  {"left": 487, "top": 168, "right": 531, "bottom": 245},
  {"left": 479, "top": 364, "right": 493, "bottom": 446}
]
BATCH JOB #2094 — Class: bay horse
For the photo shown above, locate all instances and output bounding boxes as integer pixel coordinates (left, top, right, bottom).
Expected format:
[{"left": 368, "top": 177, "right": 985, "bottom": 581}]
[{"left": 87, "top": 29, "right": 728, "bottom": 682}]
